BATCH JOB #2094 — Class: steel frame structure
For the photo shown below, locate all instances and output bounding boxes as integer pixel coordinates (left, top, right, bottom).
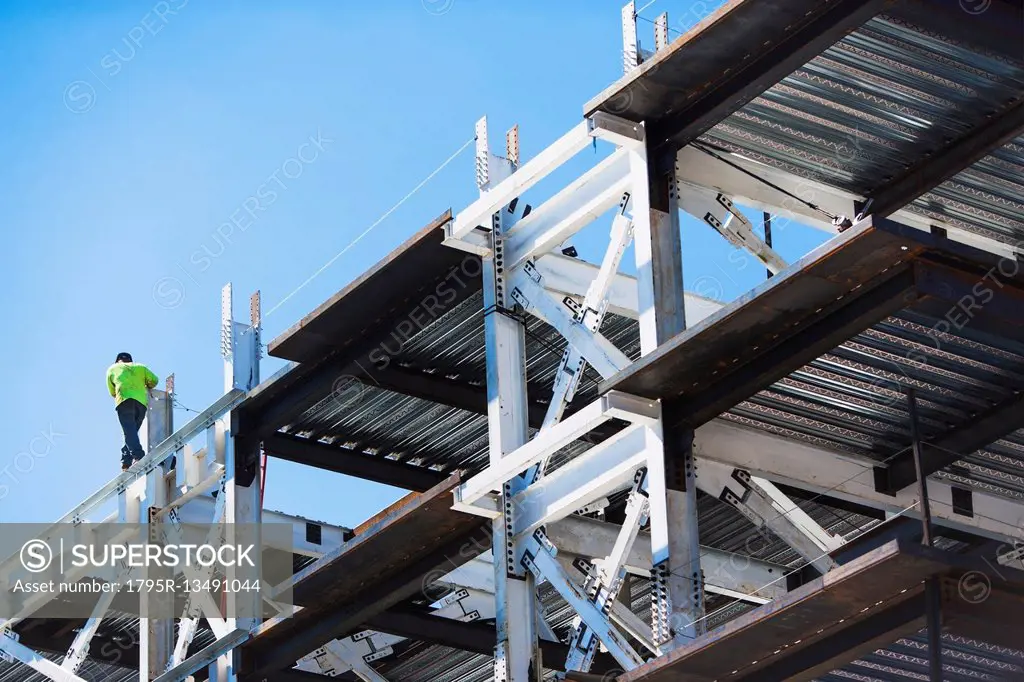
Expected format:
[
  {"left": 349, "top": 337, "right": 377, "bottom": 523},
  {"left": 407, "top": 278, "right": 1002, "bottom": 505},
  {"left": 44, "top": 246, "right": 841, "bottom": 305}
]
[
  {"left": 4, "top": 2, "right": 1024, "bottom": 681},
  {"left": 442, "top": 105, "right": 856, "bottom": 676}
]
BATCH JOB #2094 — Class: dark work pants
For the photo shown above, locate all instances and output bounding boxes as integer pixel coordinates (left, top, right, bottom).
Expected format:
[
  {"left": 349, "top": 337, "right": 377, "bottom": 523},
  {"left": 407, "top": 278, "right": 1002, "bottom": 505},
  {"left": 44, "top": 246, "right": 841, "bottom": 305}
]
[{"left": 116, "top": 398, "right": 147, "bottom": 467}]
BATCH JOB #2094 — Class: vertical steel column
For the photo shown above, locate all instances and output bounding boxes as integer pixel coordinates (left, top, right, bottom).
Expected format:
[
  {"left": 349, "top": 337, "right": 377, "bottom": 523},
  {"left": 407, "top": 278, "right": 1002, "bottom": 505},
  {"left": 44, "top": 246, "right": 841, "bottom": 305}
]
[
  {"left": 763, "top": 212, "right": 773, "bottom": 280},
  {"left": 632, "top": 144, "right": 704, "bottom": 648},
  {"left": 478, "top": 118, "right": 541, "bottom": 681},
  {"left": 140, "top": 389, "right": 174, "bottom": 681},
  {"left": 908, "top": 388, "right": 943, "bottom": 681},
  {"left": 210, "top": 285, "right": 263, "bottom": 682}
]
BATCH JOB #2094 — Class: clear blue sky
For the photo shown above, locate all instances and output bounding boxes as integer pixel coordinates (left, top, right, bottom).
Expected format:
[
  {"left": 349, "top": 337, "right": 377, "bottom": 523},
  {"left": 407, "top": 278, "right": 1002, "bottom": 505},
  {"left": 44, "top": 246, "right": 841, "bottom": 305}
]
[{"left": 0, "top": 1, "right": 827, "bottom": 527}]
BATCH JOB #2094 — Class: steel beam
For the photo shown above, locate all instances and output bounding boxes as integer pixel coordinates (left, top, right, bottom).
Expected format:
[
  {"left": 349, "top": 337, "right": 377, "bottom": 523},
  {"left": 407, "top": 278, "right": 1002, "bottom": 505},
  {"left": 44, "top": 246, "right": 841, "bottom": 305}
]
[
  {"left": 674, "top": 145, "right": 1021, "bottom": 261},
  {"left": 662, "top": 268, "right": 917, "bottom": 428},
  {"left": 454, "top": 391, "right": 657, "bottom": 509},
  {"left": 547, "top": 515, "right": 788, "bottom": 601},
  {"left": 696, "top": 459, "right": 840, "bottom": 574},
  {"left": 632, "top": 137, "right": 705, "bottom": 649},
  {"left": 676, "top": 184, "right": 787, "bottom": 274},
  {"left": 878, "top": 389, "right": 1024, "bottom": 493},
  {"left": 478, "top": 137, "right": 542, "bottom": 682},
  {"left": 866, "top": 98, "right": 1024, "bottom": 219},
  {"left": 886, "top": 0, "right": 1024, "bottom": 63},
  {"left": 533, "top": 253, "right": 724, "bottom": 323},
  {"left": 565, "top": 470, "right": 649, "bottom": 672},
  {"left": 0, "top": 631, "right": 89, "bottom": 682},
  {"left": 644, "top": 0, "right": 890, "bottom": 162},
  {"left": 520, "top": 532, "right": 644, "bottom": 670},
  {"left": 242, "top": 519, "right": 491, "bottom": 677},
  {"left": 57, "top": 388, "right": 245, "bottom": 525},
  {"left": 157, "top": 630, "right": 250, "bottom": 682},
  {"left": 541, "top": 211, "right": 635, "bottom": 431},
  {"left": 509, "top": 264, "right": 632, "bottom": 379},
  {"left": 746, "top": 592, "right": 927, "bottom": 682},
  {"left": 265, "top": 432, "right": 448, "bottom": 492},
  {"left": 694, "top": 419, "right": 1024, "bottom": 543},
  {"left": 504, "top": 149, "right": 632, "bottom": 270},
  {"left": 511, "top": 424, "right": 650, "bottom": 537}
]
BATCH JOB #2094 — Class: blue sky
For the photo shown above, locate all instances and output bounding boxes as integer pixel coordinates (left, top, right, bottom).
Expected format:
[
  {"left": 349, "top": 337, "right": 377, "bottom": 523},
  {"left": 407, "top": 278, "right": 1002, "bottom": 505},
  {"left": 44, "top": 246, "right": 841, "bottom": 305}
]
[{"left": 0, "top": 1, "right": 827, "bottom": 528}]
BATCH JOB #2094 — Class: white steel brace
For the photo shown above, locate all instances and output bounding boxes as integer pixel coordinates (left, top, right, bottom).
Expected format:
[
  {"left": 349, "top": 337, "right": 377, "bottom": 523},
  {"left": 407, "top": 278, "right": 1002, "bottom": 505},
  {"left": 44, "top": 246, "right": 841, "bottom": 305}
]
[
  {"left": 548, "top": 516, "right": 787, "bottom": 603},
  {"left": 565, "top": 467, "right": 650, "bottom": 672},
  {"left": 520, "top": 529, "right": 645, "bottom": 670},
  {"left": 0, "top": 629, "right": 88, "bottom": 682},
  {"left": 509, "top": 262, "right": 631, "bottom": 379},
  {"left": 454, "top": 391, "right": 658, "bottom": 511},
  {"left": 60, "top": 559, "right": 136, "bottom": 674},
  {"left": 477, "top": 123, "right": 543, "bottom": 682},
  {"left": 694, "top": 419, "right": 1024, "bottom": 544},
  {"left": 512, "top": 423, "right": 650, "bottom": 537},
  {"left": 531, "top": 253, "right": 725, "bottom": 323},
  {"left": 541, "top": 206, "right": 636, "bottom": 436},
  {"left": 307, "top": 640, "right": 389, "bottom": 682},
  {"left": 696, "top": 459, "right": 841, "bottom": 574},
  {"left": 677, "top": 183, "right": 788, "bottom": 274},
  {"left": 505, "top": 149, "right": 632, "bottom": 270}
]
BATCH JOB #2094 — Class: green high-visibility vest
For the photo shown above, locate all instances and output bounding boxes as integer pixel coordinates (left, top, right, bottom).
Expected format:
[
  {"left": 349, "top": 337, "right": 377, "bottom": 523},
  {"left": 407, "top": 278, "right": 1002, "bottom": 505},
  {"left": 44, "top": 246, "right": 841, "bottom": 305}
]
[{"left": 106, "top": 362, "right": 159, "bottom": 407}]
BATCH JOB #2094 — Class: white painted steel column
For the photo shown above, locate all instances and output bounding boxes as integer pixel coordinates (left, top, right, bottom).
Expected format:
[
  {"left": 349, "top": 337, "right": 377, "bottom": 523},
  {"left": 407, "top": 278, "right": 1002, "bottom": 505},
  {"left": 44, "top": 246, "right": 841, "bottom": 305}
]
[
  {"left": 630, "top": 140, "right": 705, "bottom": 648},
  {"left": 211, "top": 287, "right": 263, "bottom": 682},
  {"left": 478, "top": 117, "right": 543, "bottom": 681},
  {"left": 140, "top": 389, "right": 174, "bottom": 681}
]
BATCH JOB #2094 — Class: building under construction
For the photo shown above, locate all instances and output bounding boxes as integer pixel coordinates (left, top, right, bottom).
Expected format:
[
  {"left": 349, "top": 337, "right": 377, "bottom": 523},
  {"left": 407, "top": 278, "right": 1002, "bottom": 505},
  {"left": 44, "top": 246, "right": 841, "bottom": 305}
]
[{"left": 2, "top": 0, "right": 1024, "bottom": 680}]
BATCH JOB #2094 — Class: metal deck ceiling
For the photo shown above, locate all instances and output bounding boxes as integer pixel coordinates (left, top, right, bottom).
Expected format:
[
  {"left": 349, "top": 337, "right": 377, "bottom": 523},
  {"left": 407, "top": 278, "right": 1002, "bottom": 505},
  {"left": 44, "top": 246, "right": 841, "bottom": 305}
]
[
  {"left": 698, "top": 13, "right": 1024, "bottom": 245},
  {"left": 280, "top": 292, "right": 639, "bottom": 477}
]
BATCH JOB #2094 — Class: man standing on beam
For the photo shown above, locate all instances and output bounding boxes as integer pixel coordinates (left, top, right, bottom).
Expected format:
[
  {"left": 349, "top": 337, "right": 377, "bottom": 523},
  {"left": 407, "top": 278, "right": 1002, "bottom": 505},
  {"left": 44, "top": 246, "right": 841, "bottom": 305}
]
[{"left": 106, "top": 351, "right": 159, "bottom": 471}]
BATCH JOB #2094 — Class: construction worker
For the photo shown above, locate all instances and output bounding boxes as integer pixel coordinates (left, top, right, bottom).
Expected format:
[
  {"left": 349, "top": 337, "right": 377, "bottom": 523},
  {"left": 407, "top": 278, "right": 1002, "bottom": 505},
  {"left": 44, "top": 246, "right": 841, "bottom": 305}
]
[{"left": 106, "top": 352, "right": 159, "bottom": 471}]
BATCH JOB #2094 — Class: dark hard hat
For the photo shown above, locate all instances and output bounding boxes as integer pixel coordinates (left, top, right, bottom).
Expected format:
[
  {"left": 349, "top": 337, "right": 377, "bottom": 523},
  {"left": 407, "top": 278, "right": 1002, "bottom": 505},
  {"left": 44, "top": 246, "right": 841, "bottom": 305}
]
[{"left": 116, "top": 352, "right": 133, "bottom": 363}]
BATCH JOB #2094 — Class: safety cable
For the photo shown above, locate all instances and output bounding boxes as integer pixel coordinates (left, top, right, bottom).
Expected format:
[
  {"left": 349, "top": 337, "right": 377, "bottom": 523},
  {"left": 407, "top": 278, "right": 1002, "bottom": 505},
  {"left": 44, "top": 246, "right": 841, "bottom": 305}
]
[
  {"left": 689, "top": 140, "right": 842, "bottom": 222},
  {"left": 264, "top": 136, "right": 476, "bottom": 320},
  {"left": 171, "top": 395, "right": 201, "bottom": 415}
]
